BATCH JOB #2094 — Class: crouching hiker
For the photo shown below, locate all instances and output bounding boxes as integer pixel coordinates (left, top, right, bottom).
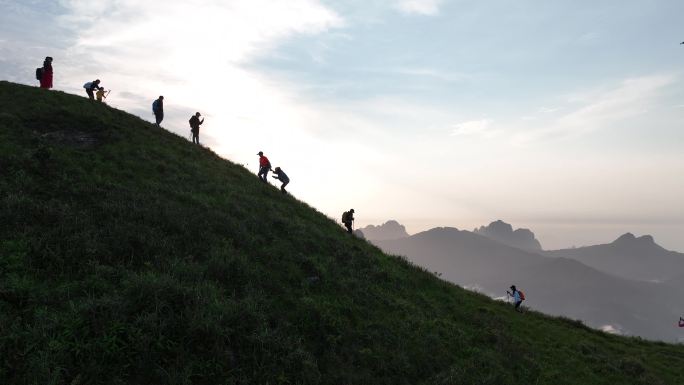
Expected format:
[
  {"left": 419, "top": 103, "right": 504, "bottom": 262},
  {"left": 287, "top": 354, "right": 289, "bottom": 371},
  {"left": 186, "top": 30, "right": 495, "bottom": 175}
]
[
  {"left": 96, "top": 87, "right": 108, "bottom": 102},
  {"left": 341, "top": 209, "right": 355, "bottom": 234},
  {"left": 271, "top": 167, "right": 289, "bottom": 193},
  {"left": 83, "top": 79, "right": 101, "bottom": 99},
  {"left": 507, "top": 285, "right": 525, "bottom": 313}
]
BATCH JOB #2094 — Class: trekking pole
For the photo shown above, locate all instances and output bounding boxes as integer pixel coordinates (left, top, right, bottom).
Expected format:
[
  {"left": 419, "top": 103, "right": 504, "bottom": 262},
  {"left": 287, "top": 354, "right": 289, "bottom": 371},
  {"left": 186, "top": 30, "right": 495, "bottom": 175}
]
[{"left": 105, "top": 90, "right": 111, "bottom": 98}]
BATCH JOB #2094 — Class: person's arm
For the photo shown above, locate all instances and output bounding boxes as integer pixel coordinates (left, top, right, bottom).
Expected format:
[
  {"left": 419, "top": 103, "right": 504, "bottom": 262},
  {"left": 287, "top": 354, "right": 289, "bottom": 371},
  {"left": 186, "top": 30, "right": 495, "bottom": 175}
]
[{"left": 199, "top": 118, "right": 204, "bottom": 125}]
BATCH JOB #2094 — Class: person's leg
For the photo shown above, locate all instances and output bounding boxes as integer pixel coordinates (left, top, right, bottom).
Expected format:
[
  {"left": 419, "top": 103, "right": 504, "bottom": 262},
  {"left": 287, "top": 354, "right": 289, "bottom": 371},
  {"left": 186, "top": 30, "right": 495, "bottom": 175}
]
[
  {"left": 515, "top": 301, "right": 523, "bottom": 313},
  {"left": 281, "top": 180, "right": 289, "bottom": 193},
  {"left": 258, "top": 167, "right": 266, "bottom": 182},
  {"left": 155, "top": 113, "right": 163, "bottom": 125},
  {"left": 86, "top": 89, "right": 94, "bottom": 99},
  {"left": 345, "top": 222, "right": 352, "bottom": 233}
]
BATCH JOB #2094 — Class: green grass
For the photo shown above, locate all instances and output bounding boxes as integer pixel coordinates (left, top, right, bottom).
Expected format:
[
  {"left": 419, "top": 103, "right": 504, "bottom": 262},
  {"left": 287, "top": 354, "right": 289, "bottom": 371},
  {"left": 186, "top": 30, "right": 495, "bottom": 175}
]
[{"left": 0, "top": 80, "right": 683, "bottom": 385}]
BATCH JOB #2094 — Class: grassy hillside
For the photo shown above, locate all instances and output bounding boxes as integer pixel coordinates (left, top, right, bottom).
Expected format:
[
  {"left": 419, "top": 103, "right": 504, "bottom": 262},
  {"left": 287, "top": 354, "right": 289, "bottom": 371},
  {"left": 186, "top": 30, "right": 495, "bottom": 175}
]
[{"left": 1, "top": 81, "right": 683, "bottom": 385}]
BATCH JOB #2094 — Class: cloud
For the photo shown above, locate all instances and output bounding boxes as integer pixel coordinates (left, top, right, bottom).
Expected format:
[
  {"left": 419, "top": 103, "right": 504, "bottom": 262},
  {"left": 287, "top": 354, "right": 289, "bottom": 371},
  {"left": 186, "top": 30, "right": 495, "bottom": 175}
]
[
  {"left": 394, "top": 0, "right": 442, "bottom": 16},
  {"left": 513, "top": 74, "right": 677, "bottom": 144},
  {"left": 450, "top": 119, "right": 496, "bottom": 137},
  {"left": 600, "top": 324, "right": 624, "bottom": 335}
]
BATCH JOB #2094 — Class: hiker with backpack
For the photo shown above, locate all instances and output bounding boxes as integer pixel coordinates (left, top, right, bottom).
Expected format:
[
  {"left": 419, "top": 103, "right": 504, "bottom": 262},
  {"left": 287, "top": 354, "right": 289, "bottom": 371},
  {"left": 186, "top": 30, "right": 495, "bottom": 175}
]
[
  {"left": 257, "top": 152, "right": 271, "bottom": 182},
  {"left": 342, "top": 209, "right": 355, "bottom": 234},
  {"left": 83, "top": 79, "right": 101, "bottom": 100},
  {"left": 37, "top": 56, "right": 53, "bottom": 89},
  {"left": 506, "top": 285, "right": 525, "bottom": 313},
  {"left": 271, "top": 166, "right": 289, "bottom": 193},
  {"left": 152, "top": 96, "right": 164, "bottom": 126},
  {"left": 189, "top": 112, "right": 204, "bottom": 144},
  {"left": 679, "top": 317, "right": 684, "bottom": 327}
]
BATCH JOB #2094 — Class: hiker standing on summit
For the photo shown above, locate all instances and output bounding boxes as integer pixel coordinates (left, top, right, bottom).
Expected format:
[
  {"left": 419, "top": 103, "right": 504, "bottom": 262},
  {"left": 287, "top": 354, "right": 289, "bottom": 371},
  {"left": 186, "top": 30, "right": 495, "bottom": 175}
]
[
  {"left": 189, "top": 112, "right": 203, "bottom": 144},
  {"left": 83, "top": 79, "right": 101, "bottom": 100},
  {"left": 152, "top": 96, "right": 164, "bottom": 126},
  {"left": 507, "top": 285, "right": 525, "bottom": 313},
  {"left": 257, "top": 152, "right": 271, "bottom": 183},
  {"left": 38, "top": 57, "right": 53, "bottom": 89}
]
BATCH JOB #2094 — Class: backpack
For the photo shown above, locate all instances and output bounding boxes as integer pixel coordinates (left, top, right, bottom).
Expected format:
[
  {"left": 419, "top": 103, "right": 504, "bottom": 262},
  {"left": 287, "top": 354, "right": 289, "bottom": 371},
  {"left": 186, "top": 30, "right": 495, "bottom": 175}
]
[
  {"left": 36, "top": 68, "right": 43, "bottom": 81},
  {"left": 518, "top": 290, "right": 525, "bottom": 301},
  {"left": 341, "top": 211, "right": 349, "bottom": 223},
  {"left": 152, "top": 100, "right": 159, "bottom": 112}
]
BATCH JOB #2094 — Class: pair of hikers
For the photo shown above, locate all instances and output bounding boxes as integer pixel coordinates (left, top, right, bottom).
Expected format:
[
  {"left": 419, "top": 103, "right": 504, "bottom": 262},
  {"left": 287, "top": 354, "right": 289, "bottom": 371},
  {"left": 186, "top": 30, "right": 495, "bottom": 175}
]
[
  {"left": 507, "top": 285, "right": 525, "bottom": 313},
  {"left": 83, "top": 79, "right": 103, "bottom": 100},
  {"left": 257, "top": 152, "right": 289, "bottom": 193},
  {"left": 36, "top": 56, "right": 53, "bottom": 89},
  {"left": 342, "top": 209, "right": 355, "bottom": 233}
]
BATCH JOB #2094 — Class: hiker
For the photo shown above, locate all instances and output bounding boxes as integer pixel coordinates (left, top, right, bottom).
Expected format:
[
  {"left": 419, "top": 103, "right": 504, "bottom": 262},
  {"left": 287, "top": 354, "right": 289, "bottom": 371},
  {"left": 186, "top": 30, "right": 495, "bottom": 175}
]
[
  {"left": 257, "top": 151, "right": 271, "bottom": 182},
  {"left": 38, "top": 56, "right": 53, "bottom": 89},
  {"left": 679, "top": 317, "right": 684, "bottom": 327},
  {"left": 83, "top": 79, "right": 101, "bottom": 100},
  {"left": 506, "top": 285, "right": 525, "bottom": 313},
  {"left": 96, "top": 87, "right": 107, "bottom": 102},
  {"left": 152, "top": 96, "right": 164, "bottom": 126},
  {"left": 342, "top": 209, "right": 355, "bottom": 234},
  {"left": 189, "top": 112, "right": 204, "bottom": 144},
  {"left": 271, "top": 166, "right": 289, "bottom": 193}
]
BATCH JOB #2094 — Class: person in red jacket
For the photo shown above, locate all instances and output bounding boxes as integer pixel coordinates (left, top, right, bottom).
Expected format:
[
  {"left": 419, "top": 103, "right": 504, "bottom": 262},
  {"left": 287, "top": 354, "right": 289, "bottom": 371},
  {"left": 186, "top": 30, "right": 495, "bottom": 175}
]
[
  {"left": 257, "top": 151, "right": 271, "bottom": 183},
  {"left": 40, "top": 57, "right": 53, "bottom": 89}
]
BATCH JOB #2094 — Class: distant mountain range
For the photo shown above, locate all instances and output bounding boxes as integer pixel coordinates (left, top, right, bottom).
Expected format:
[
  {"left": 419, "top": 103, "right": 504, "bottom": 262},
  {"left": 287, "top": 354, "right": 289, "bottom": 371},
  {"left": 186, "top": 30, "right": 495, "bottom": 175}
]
[
  {"left": 545, "top": 233, "right": 684, "bottom": 283},
  {"left": 369, "top": 221, "right": 684, "bottom": 342},
  {"left": 357, "top": 220, "right": 409, "bottom": 241},
  {"left": 473, "top": 220, "right": 542, "bottom": 251}
]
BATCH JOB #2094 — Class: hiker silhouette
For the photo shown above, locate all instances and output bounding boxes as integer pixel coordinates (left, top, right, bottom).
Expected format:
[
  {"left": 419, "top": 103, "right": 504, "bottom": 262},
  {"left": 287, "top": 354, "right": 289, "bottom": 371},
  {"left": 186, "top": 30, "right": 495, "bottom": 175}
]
[
  {"left": 257, "top": 152, "right": 271, "bottom": 182},
  {"left": 271, "top": 166, "right": 289, "bottom": 193},
  {"left": 189, "top": 112, "right": 203, "bottom": 144},
  {"left": 38, "top": 57, "right": 53, "bottom": 89},
  {"left": 83, "top": 79, "right": 101, "bottom": 100},
  {"left": 342, "top": 209, "right": 355, "bottom": 233},
  {"left": 152, "top": 96, "right": 164, "bottom": 126}
]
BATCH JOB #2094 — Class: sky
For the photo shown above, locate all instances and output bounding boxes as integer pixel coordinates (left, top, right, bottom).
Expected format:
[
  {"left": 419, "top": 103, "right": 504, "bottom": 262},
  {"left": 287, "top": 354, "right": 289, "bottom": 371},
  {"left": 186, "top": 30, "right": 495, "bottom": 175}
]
[{"left": 1, "top": 0, "right": 683, "bottom": 251}]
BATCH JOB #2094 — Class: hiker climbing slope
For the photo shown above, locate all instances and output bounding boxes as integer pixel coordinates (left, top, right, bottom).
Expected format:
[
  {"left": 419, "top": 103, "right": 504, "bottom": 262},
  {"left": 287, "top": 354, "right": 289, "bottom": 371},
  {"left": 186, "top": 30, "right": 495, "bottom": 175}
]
[
  {"left": 257, "top": 152, "right": 271, "bottom": 183},
  {"left": 271, "top": 166, "right": 289, "bottom": 193},
  {"left": 37, "top": 56, "right": 53, "bottom": 89},
  {"left": 189, "top": 112, "right": 204, "bottom": 144},
  {"left": 96, "top": 87, "right": 107, "bottom": 103},
  {"left": 342, "top": 209, "right": 355, "bottom": 234},
  {"left": 152, "top": 96, "right": 164, "bottom": 126},
  {"left": 83, "top": 79, "right": 101, "bottom": 100},
  {"left": 507, "top": 285, "right": 525, "bottom": 313}
]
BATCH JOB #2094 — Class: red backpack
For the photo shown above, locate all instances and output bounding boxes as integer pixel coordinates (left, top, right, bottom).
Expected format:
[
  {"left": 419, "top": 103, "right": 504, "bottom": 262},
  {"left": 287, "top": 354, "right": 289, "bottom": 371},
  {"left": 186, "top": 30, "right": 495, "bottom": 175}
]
[{"left": 518, "top": 290, "right": 526, "bottom": 301}]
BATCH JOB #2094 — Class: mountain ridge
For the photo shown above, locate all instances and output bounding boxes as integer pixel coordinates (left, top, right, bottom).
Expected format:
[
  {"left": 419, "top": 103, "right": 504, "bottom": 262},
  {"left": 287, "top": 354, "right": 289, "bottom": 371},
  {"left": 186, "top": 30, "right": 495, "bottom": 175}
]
[{"left": 1, "top": 81, "right": 683, "bottom": 384}]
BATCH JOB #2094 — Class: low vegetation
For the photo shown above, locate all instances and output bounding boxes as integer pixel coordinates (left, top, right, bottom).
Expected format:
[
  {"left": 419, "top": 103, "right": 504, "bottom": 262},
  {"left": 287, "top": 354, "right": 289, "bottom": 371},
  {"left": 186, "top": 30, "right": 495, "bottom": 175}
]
[{"left": 1, "top": 81, "right": 683, "bottom": 384}]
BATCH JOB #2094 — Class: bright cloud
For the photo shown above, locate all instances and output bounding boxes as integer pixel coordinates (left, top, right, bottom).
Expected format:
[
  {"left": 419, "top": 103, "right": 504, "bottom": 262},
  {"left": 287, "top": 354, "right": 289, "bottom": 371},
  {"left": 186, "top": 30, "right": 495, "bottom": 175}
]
[
  {"left": 395, "top": 0, "right": 443, "bottom": 15},
  {"left": 450, "top": 119, "right": 494, "bottom": 137}
]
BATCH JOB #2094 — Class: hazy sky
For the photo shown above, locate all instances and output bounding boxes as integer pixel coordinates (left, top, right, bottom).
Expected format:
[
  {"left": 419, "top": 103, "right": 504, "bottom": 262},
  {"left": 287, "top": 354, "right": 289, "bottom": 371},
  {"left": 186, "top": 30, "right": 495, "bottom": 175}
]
[{"left": 2, "top": 0, "right": 683, "bottom": 251}]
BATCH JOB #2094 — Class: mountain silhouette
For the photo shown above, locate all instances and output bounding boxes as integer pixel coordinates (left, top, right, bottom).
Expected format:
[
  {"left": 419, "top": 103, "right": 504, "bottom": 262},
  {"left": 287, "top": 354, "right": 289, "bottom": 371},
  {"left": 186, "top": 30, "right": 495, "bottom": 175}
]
[
  {"left": 356, "top": 220, "right": 409, "bottom": 240},
  {"left": 375, "top": 227, "right": 684, "bottom": 342},
  {"left": 473, "top": 220, "right": 542, "bottom": 251},
  {"left": 545, "top": 233, "right": 684, "bottom": 282}
]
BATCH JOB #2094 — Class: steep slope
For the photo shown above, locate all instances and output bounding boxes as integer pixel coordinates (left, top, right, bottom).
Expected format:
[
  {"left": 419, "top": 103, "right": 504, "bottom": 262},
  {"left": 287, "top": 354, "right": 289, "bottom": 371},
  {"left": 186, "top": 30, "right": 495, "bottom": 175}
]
[
  {"left": 375, "top": 228, "right": 684, "bottom": 342},
  {"left": 545, "top": 233, "right": 684, "bottom": 282},
  {"left": 1, "top": 81, "right": 684, "bottom": 385}
]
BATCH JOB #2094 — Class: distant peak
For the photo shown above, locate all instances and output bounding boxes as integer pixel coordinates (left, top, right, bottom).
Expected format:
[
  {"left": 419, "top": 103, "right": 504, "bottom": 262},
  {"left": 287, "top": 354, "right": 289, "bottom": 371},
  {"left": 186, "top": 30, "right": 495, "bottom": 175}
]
[
  {"left": 613, "top": 233, "right": 656, "bottom": 245},
  {"left": 473, "top": 220, "right": 542, "bottom": 251}
]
